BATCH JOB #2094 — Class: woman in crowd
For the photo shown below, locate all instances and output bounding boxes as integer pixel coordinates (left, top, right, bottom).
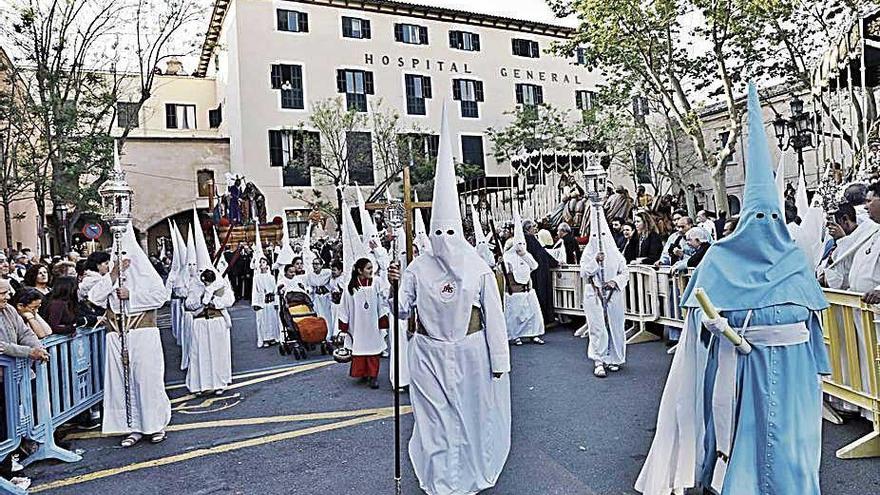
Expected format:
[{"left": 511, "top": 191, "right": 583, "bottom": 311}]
[
  {"left": 13, "top": 288, "right": 52, "bottom": 338},
  {"left": 22, "top": 264, "right": 51, "bottom": 295},
  {"left": 620, "top": 221, "right": 640, "bottom": 264},
  {"left": 79, "top": 252, "right": 111, "bottom": 301},
  {"left": 633, "top": 211, "right": 663, "bottom": 265},
  {"left": 337, "top": 258, "right": 388, "bottom": 389},
  {"left": 41, "top": 276, "right": 94, "bottom": 335}
]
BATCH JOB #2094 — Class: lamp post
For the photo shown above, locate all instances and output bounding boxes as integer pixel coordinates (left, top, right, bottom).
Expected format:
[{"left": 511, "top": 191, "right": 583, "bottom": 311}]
[
  {"left": 773, "top": 95, "right": 814, "bottom": 174},
  {"left": 56, "top": 203, "right": 69, "bottom": 255}
]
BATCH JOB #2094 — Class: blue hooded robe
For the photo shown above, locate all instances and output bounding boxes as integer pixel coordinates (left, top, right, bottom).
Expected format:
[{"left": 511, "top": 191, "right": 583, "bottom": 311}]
[{"left": 635, "top": 84, "right": 830, "bottom": 495}]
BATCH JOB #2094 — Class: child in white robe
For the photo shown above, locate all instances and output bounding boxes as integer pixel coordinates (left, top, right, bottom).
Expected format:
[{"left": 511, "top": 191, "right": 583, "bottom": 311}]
[{"left": 251, "top": 257, "right": 281, "bottom": 347}]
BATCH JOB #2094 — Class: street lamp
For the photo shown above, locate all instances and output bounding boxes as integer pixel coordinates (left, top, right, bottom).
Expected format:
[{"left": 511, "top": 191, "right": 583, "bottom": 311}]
[{"left": 773, "top": 95, "right": 814, "bottom": 173}]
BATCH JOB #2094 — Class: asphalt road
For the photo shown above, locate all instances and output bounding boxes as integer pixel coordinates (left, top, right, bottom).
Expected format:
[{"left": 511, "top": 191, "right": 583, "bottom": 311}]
[{"left": 25, "top": 301, "right": 880, "bottom": 494}]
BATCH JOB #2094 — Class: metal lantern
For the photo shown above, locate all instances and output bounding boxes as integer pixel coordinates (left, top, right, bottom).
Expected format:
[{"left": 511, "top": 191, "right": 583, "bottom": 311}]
[
  {"left": 99, "top": 148, "right": 133, "bottom": 233},
  {"left": 583, "top": 151, "right": 608, "bottom": 203}
]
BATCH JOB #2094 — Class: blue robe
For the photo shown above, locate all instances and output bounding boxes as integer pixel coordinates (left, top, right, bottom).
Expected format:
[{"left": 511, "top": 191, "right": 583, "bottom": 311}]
[{"left": 699, "top": 304, "right": 829, "bottom": 494}]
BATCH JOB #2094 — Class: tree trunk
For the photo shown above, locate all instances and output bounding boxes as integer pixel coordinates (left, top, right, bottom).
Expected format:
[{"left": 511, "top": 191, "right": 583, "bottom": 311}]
[
  {"left": 35, "top": 199, "right": 46, "bottom": 256},
  {"left": 712, "top": 165, "right": 730, "bottom": 215},
  {"left": 684, "top": 187, "right": 696, "bottom": 218},
  {"left": 2, "top": 202, "right": 12, "bottom": 250},
  {"left": 335, "top": 182, "right": 343, "bottom": 232}
]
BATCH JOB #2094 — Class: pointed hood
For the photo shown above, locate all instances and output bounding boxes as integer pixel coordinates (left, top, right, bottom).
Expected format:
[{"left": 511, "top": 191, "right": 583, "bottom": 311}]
[
  {"left": 413, "top": 190, "right": 431, "bottom": 255},
  {"left": 508, "top": 211, "right": 526, "bottom": 252},
  {"left": 113, "top": 222, "right": 169, "bottom": 311},
  {"left": 341, "top": 198, "right": 370, "bottom": 275},
  {"left": 192, "top": 209, "right": 212, "bottom": 273},
  {"left": 302, "top": 220, "right": 316, "bottom": 267},
  {"left": 680, "top": 83, "right": 827, "bottom": 311},
  {"left": 356, "top": 185, "right": 380, "bottom": 246},
  {"left": 471, "top": 204, "right": 487, "bottom": 244},
  {"left": 274, "top": 215, "right": 295, "bottom": 268},
  {"left": 795, "top": 168, "right": 809, "bottom": 218},
  {"left": 172, "top": 221, "right": 189, "bottom": 289},
  {"left": 251, "top": 223, "right": 266, "bottom": 269},
  {"left": 428, "top": 101, "right": 469, "bottom": 272},
  {"left": 583, "top": 201, "right": 625, "bottom": 266},
  {"left": 165, "top": 220, "right": 181, "bottom": 291},
  {"left": 185, "top": 224, "right": 198, "bottom": 283}
]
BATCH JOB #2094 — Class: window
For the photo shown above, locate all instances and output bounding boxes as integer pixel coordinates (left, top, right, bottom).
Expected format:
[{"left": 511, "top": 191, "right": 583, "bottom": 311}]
[
  {"left": 515, "top": 84, "right": 543, "bottom": 106},
  {"left": 718, "top": 131, "right": 736, "bottom": 166},
  {"left": 452, "top": 79, "right": 484, "bottom": 118},
  {"left": 398, "top": 133, "right": 439, "bottom": 165},
  {"left": 208, "top": 105, "right": 222, "bottom": 128},
  {"left": 404, "top": 74, "right": 432, "bottom": 116},
  {"left": 575, "top": 90, "right": 596, "bottom": 111},
  {"left": 449, "top": 30, "right": 480, "bottom": 51},
  {"left": 336, "top": 69, "right": 374, "bottom": 112},
  {"left": 117, "top": 102, "right": 139, "bottom": 128},
  {"left": 461, "top": 136, "right": 485, "bottom": 168},
  {"left": 342, "top": 16, "right": 371, "bottom": 39},
  {"left": 268, "top": 130, "right": 320, "bottom": 187},
  {"left": 511, "top": 38, "right": 539, "bottom": 58},
  {"left": 346, "top": 132, "right": 374, "bottom": 185},
  {"left": 277, "top": 9, "right": 308, "bottom": 32},
  {"left": 395, "top": 23, "right": 428, "bottom": 45},
  {"left": 270, "top": 64, "right": 305, "bottom": 109},
  {"left": 575, "top": 47, "right": 587, "bottom": 66},
  {"left": 165, "top": 104, "right": 196, "bottom": 129},
  {"left": 197, "top": 170, "right": 215, "bottom": 197}
]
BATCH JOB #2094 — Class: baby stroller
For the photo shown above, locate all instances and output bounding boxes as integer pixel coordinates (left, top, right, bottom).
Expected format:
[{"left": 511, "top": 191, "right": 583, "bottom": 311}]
[{"left": 279, "top": 291, "right": 331, "bottom": 359}]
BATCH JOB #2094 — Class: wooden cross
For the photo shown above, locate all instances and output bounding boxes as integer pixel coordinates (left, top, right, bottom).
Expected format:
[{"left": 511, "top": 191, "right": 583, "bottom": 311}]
[{"left": 364, "top": 166, "right": 431, "bottom": 263}]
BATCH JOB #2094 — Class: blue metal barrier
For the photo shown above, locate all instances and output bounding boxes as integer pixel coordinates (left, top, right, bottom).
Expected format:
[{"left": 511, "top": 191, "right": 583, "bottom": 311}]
[{"left": 0, "top": 326, "right": 106, "bottom": 494}]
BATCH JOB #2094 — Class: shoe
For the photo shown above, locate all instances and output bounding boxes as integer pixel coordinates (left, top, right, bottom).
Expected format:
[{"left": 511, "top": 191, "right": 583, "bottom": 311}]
[
  {"left": 214, "top": 389, "right": 225, "bottom": 396},
  {"left": 381, "top": 351, "right": 390, "bottom": 358},
  {"left": 369, "top": 377, "right": 379, "bottom": 389},
  {"left": 120, "top": 433, "right": 143, "bottom": 448},
  {"left": 513, "top": 338, "right": 523, "bottom": 346},
  {"left": 532, "top": 337, "right": 545, "bottom": 345},
  {"left": 150, "top": 431, "right": 167, "bottom": 444},
  {"left": 593, "top": 365, "right": 607, "bottom": 378},
  {"left": 607, "top": 364, "right": 620, "bottom": 372}
]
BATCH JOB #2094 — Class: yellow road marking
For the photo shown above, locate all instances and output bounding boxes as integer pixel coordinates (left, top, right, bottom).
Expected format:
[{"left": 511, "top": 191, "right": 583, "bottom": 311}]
[
  {"left": 169, "top": 360, "right": 334, "bottom": 405},
  {"left": 32, "top": 409, "right": 412, "bottom": 493},
  {"left": 164, "top": 361, "right": 331, "bottom": 391},
  {"left": 66, "top": 406, "right": 412, "bottom": 440},
  {"left": 173, "top": 393, "right": 242, "bottom": 412}
]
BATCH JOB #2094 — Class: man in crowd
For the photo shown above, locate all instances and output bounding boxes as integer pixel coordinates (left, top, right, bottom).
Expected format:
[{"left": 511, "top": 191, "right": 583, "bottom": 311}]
[
  {"left": 610, "top": 217, "right": 626, "bottom": 250},
  {"left": 822, "top": 184, "right": 880, "bottom": 300},
  {"left": 556, "top": 222, "right": 580, "bottom": 265},
  {"left": 821, "top": 202, "right": 858, "bottom": 264},
  {"left": 696, "top": 209, "right": 717, "bottom": 240},
  {"left": 523, "top": 218, "right": 558, "bottom": 326},
  {"left": 656, "top": 211, "right": 691, "bottom": 267},
  {"left": 0, "top": 254, "right": 22, "bottom": 293},
  {"left": 843, "top": 182, "right": 869, "bottom": 224}
]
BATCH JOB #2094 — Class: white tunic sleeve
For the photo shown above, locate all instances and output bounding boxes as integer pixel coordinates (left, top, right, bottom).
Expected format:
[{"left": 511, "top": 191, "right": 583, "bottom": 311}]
[
  {"left": 393, "top": 270, "right": 417, "bottom": 321},
  {"left": 610, "top": 259, "right": 629, "bottom": 289},
  {"left": 480, "top": 272, "right": 510, "bottom": 374},
  {"left": 88, "top": 273, "right": 114, "bottom": 309},
  {"left": 580, "top": 250, "right": 599, "bottom": 278},
  {"left": 251, "top": 275, "right": 265, "bottom": 308},
  {"left": 206, "top": 281, "right": 235, "bottom": 310}
]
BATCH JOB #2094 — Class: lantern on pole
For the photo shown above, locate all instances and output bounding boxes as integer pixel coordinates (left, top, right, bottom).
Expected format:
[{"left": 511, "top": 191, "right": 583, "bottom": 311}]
[{"left": 583, "top": 151, "right": 608, "bottom": 204}]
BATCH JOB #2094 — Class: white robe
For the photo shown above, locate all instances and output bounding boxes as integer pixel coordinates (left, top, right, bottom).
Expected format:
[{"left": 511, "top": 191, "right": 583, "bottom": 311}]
[
  {"left": 251, "top": 271, "right": 281, "bottom": 347},
  {"left": 397, "top": 257, "right": 511, "bottom": 495},
  {"left": 579, "top": 249, "right": 629, "bottom": 365},
  {"left": 307, "top": 269, "right": 334, "bottom": 341},
  {"left": 185, "top": 279, "right": 234, "bottom": 393},
  {"left": 89, "top": 274, "right": 171, "bottom": 435},
  {"left": 328, "top": 275, "right": 345, "bottom": 337},
  {"left": 277, "top": 273, "right": 309, "bottom": 295},
  {"left": 502, "top": 250, "right": 544, "bottom": 339},
  {"left": 338, "top": 279, "right": 388, "bottom": 356},
  {"left": 180, "top": 311, "right": 193, "bottom": 370}
]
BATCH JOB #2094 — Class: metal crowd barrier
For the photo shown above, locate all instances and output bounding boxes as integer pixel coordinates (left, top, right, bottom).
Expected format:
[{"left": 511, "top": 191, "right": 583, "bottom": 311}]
[
  {"left": 0, "top": 326, "right": 106, "bottom": 494},
  {"left": 551, "top": 264, "right": 880, "bottom": 459}
]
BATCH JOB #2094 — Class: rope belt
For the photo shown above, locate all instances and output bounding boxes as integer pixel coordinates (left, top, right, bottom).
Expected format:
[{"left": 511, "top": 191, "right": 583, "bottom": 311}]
[
  {"left": 710, "top": 312, "right": 809, "bottom": 492},
  {"left": 104, "top": 309, "right": 158, "bottom": 333},
  {"left": 415, "top": 306, "right": 483, "bottom": 337},
  {"left": 196, "top": 308, "right": 225, "bottom": 320}
]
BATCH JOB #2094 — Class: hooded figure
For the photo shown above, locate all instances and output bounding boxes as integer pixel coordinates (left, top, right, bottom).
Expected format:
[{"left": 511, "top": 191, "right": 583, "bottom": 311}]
[
  {"left": 274, "top": 217, "right": 295, "bottom": 271},
  {"left": 88, "top": 222, "right": 172, "bottom": 445},
  {"left": 577, "top": 202, "right": 629, "bottom": 377},
  {"left": 305, "top": 229, "right": 335, "bottom": 346},
  {"left": 502, "top": 212, "right": 545, "bottom": 345},
  {"left": 471, "top": 204, "right": 494, "bottom": 267},
  {"left": 179, "top": 224, "right": 198, "bottom": 371},
  {"left": 184, "top": 210, "right": 235, "bottom": 394},
  {"left": 166, "top": 220, "right": 186, "bottom": 344},
  {"left": 413, "top": 190, "right": 432, "bottom": 256},
  {"left": 636, "top": 84, "right": 830, "bottom": 495},
  {"left": 357, "top": 185, "right": 390, "bottom": 279},
  {"left": 391, "top": 101, "right": 511, "bottom": 495},
  {"left": 251, "top": 224, "right": 281, "bottom": 348}
]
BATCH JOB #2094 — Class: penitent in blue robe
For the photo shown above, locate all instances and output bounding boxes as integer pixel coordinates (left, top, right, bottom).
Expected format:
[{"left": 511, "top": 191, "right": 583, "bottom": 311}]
[{"left": 698, "top": 305, "right": 830, "bottom": 495}]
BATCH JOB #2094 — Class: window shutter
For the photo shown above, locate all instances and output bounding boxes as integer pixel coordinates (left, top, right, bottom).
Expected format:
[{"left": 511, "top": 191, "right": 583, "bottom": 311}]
[
  {"left": 422, "top": 76, "right": 432, "bottom": 98},
  {"left": 165, "top": 103, "right": 177, "bottom": 128},
  {"left": 363, "top": 71, "right": 374, "bottom": 95},
  {"left": 419, "top": 26, "right": 428, "bottom": 44},
  {"left": 336, "top": 70, "right": 347, "bottom": 93},
  {"left": 404, "top": 74, "right": 414, "bottom": 97},
  {"left": 361, "top": 19, "right": 371, "bottom": 38},
  {"left": 575, "top": 91, "right": 583, "bottom": 109},
  {"left": 342, "top": 17, "right": 352, "bottom": 37},
  {"left": 298, "top": 12, "right": 308, "bottom": 32},
  {"left": 394, "top": 24, "right": 403, "bottom": 42},
  {"left": 474, "top": 81, "right": 484, "bottom": 102},
  {"left": 452, "top": 79, "right": 462, "bottom": 101},
  {"left": 535, "top": 86, "right": 544, "bottom": 104},
  {"left": 269, "top": 130, "right": 283, "bottom": 167},
  {"left": 531, "top": 41, "right": 539, "bottom": 58},
  {"left": 472, "top": 33, "right": 481, "bottom": 51},
  {"left": 515, "top": 84, "right": 523, "bottom": 104},
  {"left": 277, "top": 10, "right": 288, "bottom": 31},
  {"left": 270, "top": 65, "right": 282, "bottom": 89},
  {"left": 449, "top": 31, "right": 457, "bottom": 48},
  {"left": 511, "top": 38, "right": 518, "bottom": 55}
]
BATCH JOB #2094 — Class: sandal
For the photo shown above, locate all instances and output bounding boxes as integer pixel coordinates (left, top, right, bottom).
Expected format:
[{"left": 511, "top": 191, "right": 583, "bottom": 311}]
[
  {"left": 121, "top": 433, "right": 143, "bottom": 448},
  {"left": 150, "top": 431, "right": 167, "bottom": 444},
  {"left": 593, "top": 365, "right": 607, "bottom": 378}
]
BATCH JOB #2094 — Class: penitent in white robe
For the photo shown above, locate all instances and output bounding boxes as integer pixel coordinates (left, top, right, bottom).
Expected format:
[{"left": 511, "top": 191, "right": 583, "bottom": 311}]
[
  {"left": 185, "top": 279, "right": 235, "bottom": 393},
  {"left": 338, "top": 279, "right": 388, "bottom": 356},
  {"left": 89, "top": 275, "right": 171, "bottom": 436},
  {"left": 251, "top": 271, "right": 281, "bottom": 347},
  {"left": 397, "top": 256, "right": 511, "bottom": 495},
  {"left": 502, "top": 249, "right": 545, "bottom": 340},
  {"left": 579, "top": 248, "right": 629, "bottom": 365},
  {"left": 328, "top": 275, "right": 345, "bottom": 338},
  {"left": 307, "top": 269, "right": 334, "bottom": 341}
]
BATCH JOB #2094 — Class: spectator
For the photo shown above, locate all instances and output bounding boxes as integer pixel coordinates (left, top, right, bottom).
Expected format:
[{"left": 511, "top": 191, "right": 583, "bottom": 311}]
[
  {"left": 714, "top": 211, "right": 728, "bottom": 240},
  {"left": 22, "top": 264, "right": 51, "bottom": 295},
  {"left": 523, "top": 219, "right": 559, "bottom": 326},
  {"left": 620, "top": 221, "right": 639, "bottom": 263},
  {"left": 555, "top": 222, "right": 580, "bottom": 265},
  {"left": 605, "top": 186, "right": 634, "bottom": 222},
  {"left": 842, "top": 182, "right": 869, "bottom": 224},
  {"left": 67, "top": 251, "right": 81, "bottom": 264},
  {"left": 41, "top": 276, "right": 93, "bottom": 335},
  {"left": 696, "top": 210, "right": 717, "bottom": 240},
  {"left": 12, "top": 253, "right": 28, "bottom": 281},
  {"left": 675, "top": 227, "right": 711, "bottom": 272},
  {"left": 51, "top": 261, "right": 77, "bottom": 279},
  {"left": 610, "top": 217, "right": 626, "bottom": 250},
  {"left": 80, "top": 251, "right": 111, "bottom": 301},
  {"left": 657, "top": 212, "right": 692, "bottom": 267},
  {"left": 636, "top": 185, "right": 653, "bottom": 208},
  {"left": 822, "top": 203, "right": 859, "bottom": 264},
  {"left": 722, "top": 215, "right": 740, "bottom": 237},
  {"left": 0, "top": 253, "right": 22, "bottom": 293},
  {"left": 633, "top": 211, "right": 663, "bottom": 265},
  {"left": 10, "top": 288, "right": 52, "bottom": 339}
]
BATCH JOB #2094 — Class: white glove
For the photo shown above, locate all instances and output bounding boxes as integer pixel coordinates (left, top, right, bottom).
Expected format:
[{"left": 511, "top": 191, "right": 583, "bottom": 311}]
[{"left": 702, "top": 316, "right": 729, "bottom": 338}]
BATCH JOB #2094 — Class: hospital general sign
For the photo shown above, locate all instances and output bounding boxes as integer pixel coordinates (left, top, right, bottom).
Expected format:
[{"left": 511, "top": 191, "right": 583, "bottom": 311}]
[{"left": 363, "top": 53, "right": 585, "bottom": 85}]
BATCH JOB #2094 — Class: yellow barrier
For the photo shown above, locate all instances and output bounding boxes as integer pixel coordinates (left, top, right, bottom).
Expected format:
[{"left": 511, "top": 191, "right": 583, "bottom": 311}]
[{"left": 550, "top": 265, "right": 880, "bottom": 459}]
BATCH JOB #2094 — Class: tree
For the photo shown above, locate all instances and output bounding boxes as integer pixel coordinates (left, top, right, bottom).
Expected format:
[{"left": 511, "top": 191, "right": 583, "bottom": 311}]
[
  {"left": 549, "top": 0, "right": 857, "bottom": 213},
  {"left": 487, "top": 104, "right": 582, "bottom": 165}
]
